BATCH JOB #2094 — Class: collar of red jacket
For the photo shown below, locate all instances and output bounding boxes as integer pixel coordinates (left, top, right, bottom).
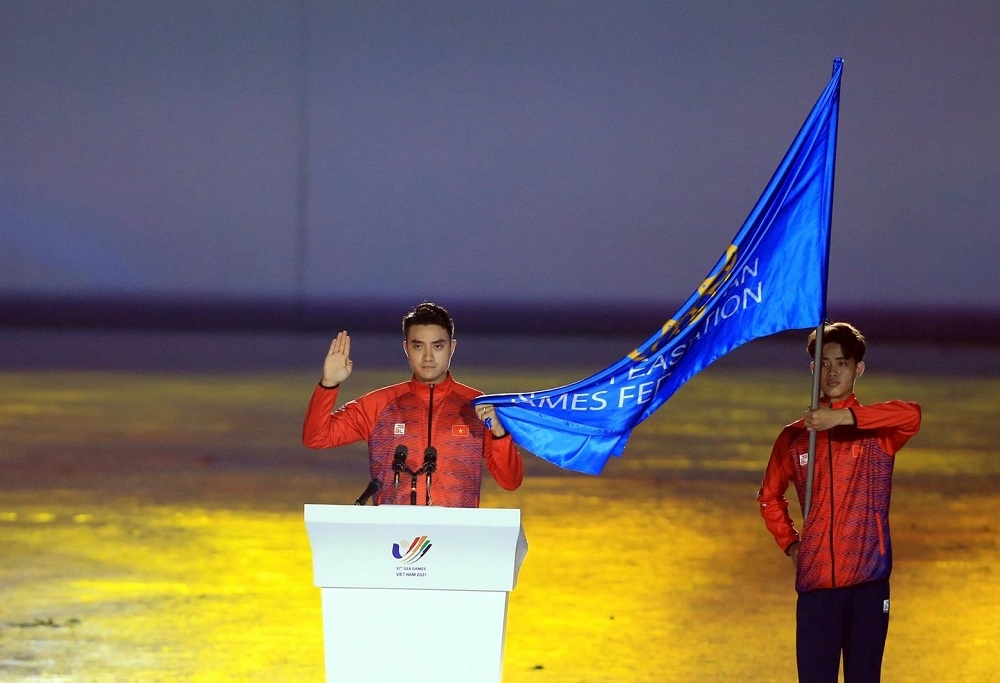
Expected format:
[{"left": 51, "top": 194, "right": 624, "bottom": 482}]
[
  {"left": 821, "top": 393, "right": 860, "bottom": 410},
  {"left": 406, "top": 372, "right": 456, "bottom": 398}
]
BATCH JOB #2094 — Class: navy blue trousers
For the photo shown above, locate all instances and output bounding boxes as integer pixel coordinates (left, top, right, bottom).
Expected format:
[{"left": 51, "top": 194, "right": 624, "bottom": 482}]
[{"left": 796, "top": 579, "right": 890, "bottom": 683}]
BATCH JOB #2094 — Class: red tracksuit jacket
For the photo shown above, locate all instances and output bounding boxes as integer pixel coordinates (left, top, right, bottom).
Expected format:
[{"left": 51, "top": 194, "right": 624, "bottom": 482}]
[
  {"left": 302, "top": 372, "right": 523, "bottom": 508},
  {"left": 757, "top": 394, "right": 921, "bottom": 593}
]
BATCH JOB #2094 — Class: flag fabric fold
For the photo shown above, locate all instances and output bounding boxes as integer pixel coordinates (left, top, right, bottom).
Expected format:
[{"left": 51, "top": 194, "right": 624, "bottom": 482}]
[{"left": 474, "top": 58, "right": 842, "bottom": 475}]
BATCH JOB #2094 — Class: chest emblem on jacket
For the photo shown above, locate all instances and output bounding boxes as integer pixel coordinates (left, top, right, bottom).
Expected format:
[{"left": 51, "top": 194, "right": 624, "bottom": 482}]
[
  {"left": 452, "top": 424, "right": 469, "bottom": 437},
  {"left": 798, "top": 452, "right": 809, "bottom": 467},
  {"left": 394, "top": 423, "right": 405, "bottom": 435}
]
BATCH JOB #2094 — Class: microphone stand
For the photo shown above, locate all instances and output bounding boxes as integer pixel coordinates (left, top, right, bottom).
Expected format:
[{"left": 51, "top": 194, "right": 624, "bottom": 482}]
[
  {"left": 395, "top": 447, "right": 439, "bottom": 505},
  {"left": 392, "top": 446, "right": 437, "bottom": 505}
]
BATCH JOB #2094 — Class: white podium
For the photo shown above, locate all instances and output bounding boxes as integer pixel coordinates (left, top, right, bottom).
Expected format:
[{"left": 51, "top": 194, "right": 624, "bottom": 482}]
[{"left": 304, "top": 504, "right": 528, "bottom": 683}]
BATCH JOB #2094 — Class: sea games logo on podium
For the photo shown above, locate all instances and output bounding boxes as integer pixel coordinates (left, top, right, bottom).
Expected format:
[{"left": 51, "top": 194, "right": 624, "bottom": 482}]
[{"left": 392, "top": 535, "right": 432, "bottom": 578}]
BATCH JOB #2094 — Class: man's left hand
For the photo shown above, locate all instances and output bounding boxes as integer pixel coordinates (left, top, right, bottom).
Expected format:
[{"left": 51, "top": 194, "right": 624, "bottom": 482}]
[{"left": 476, "top": 404, "right": 507, "bottom": 438}]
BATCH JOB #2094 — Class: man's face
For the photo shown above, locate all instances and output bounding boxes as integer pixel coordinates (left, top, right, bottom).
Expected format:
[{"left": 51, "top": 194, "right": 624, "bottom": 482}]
[
  {"left": 404, "top": 324, "right": 456, "bottom": 385},
  {"left": 813, "top": 341, "right": 864, "bottom": 401}
]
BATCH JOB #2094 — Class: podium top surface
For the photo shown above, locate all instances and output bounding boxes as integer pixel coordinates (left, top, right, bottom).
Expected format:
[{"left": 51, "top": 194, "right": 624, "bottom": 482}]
[
  {"left": 304, "top": 504, "right": 527, "bottom": 592},
  {"left": 304, "top": 503, "right": 521, "bottom": 527}
]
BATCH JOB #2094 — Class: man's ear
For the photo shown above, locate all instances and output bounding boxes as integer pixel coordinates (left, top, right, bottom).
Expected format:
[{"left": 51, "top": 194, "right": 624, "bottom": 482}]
[
  {"left": 856, "top": 360, "right": 865, "bottom": 378},
  {"left": 810, "top": 361, "right": 815, "bottom": 374}
]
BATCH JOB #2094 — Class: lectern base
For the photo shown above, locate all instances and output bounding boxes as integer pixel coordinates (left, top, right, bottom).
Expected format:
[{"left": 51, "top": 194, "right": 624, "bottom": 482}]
[{"left": 321, "top": 587, "right": 509, "bottom": 683}]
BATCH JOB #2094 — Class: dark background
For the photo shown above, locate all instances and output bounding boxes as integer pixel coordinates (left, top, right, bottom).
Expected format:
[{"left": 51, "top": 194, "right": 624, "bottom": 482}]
[{"left": 3, "top": 2, "right": 998, "bottom": 342}]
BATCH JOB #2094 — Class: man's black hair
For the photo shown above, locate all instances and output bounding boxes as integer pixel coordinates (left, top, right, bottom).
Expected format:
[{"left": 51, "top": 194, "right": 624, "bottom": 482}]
[
  {"left": 402, "top": 302, "right": 455, "bottom": 338},
  {"left": 808, "top": 322, "right": 867, "bottom": 363}
]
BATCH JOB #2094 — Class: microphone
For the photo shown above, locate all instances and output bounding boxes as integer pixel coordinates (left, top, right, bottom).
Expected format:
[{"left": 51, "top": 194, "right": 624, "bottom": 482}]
[
  {"left": 392, "top": 445, "right": 408, "bottom": 488},
  {"left": 422, "top": 446, "right": 437, "bottom": 506},
  {"left": 354, "top": 478, "right": 381, "bottom": 506},
  {"left": 422, "top": 446, "right": 438, "bottom": 473}
]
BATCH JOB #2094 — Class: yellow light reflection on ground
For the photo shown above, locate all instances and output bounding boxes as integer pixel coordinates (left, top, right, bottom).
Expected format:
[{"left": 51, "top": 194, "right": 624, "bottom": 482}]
[
  {"left": 1, "top": 366, "right": 998, "bottom": 681},
  {"left": 1, "top": 501, "right": 323, "bottom": 681}
]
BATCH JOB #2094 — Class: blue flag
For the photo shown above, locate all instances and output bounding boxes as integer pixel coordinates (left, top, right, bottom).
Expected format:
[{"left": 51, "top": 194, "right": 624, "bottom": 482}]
[{"left": 474, "top": 59, "right": 842, "bottom": 475}]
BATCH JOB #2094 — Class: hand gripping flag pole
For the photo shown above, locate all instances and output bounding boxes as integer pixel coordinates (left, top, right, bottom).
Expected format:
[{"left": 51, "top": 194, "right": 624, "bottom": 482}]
[{"left": 475, "top": 58, "right": 842, "bottom": 476}]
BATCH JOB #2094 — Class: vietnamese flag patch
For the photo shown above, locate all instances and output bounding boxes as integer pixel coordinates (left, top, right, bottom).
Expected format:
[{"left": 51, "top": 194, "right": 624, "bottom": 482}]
[{"left": 452, "top": 425, "right": 469, "bottom": 437}]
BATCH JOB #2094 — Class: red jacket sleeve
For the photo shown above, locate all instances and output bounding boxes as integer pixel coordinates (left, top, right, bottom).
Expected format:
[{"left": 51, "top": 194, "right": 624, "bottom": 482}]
[
  {"left": 852, "top": 400, "right": 922, "bottom": 454},
  {"left": 757, "top": 425, "right": 801, "bottom": 554},
  {"left": 301, "top": 383, "right": 370, "bottom": 449},
  {"left": 483, "top": 432, "right": 524, "bottom": 490}
]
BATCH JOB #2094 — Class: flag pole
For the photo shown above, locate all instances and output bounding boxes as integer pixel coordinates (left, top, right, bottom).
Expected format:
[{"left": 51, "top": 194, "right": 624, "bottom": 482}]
[
  {"left": 802, "top": 57, "right": 842, "bottom": 524},
  {"left": 803, "top": 323, "right": 824, "bottom": 522}
]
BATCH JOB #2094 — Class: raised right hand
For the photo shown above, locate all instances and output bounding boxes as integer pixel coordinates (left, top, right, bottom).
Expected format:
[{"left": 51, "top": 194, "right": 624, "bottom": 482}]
[{"left": 321, "top": 331, "right": 353, "bottom": 387}]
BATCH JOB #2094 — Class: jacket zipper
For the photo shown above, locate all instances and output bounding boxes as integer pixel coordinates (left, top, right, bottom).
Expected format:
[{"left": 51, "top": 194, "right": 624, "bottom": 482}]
[{"left": 427, "top": 383, "right": 435, "bottom": 449}]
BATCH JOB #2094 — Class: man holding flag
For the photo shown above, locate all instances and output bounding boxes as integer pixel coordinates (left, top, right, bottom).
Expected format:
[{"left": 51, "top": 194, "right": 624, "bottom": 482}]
[
  {"left": 467, "top": 54, "right": 920, "bottom": 682},
  {"left": 757, "top": 322, "right": 921, "bottom": 682}
]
